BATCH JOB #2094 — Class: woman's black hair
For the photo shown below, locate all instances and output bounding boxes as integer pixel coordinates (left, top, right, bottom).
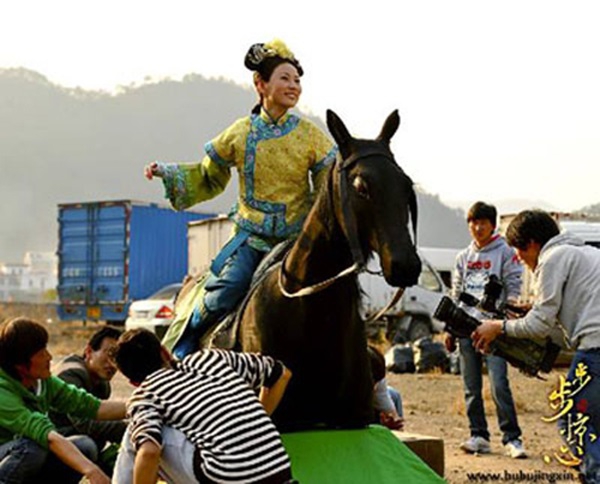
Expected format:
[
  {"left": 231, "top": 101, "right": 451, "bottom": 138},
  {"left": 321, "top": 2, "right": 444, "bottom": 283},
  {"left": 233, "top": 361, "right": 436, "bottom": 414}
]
[{"left": 245, "top": 42, "right": 303, "bottom": 115}]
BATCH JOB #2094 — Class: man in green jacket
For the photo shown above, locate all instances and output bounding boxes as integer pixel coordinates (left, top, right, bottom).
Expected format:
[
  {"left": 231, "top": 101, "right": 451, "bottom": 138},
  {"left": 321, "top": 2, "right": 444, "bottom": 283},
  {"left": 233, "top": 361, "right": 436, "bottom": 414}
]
[{"left": 0, "top": 317, "right": 126, "bottom": 484}]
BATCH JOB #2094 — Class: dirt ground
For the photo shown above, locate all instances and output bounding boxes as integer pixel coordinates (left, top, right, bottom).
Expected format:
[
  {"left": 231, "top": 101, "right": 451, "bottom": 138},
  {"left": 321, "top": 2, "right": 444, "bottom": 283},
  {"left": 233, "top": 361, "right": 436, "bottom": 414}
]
[
  {"left": 1, "top": 304, "right": 581, "bottom": 484},
  {"left": 386, "top": 371, "right": 579, "bottom": 483}
]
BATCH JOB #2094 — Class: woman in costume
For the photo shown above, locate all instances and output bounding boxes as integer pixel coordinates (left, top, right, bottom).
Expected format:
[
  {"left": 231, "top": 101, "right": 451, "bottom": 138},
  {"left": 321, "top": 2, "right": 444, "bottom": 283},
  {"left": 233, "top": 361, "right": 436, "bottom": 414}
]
[{"left": 145, "top": 39, "right": 338, "bottom": 358}]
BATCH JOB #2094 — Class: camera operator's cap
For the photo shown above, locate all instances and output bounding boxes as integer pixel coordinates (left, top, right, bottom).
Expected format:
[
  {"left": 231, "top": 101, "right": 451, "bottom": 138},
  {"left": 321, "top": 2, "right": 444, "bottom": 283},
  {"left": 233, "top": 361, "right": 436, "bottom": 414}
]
[{"left": 244, "top": 38, "right": 304, "bottom": 76}]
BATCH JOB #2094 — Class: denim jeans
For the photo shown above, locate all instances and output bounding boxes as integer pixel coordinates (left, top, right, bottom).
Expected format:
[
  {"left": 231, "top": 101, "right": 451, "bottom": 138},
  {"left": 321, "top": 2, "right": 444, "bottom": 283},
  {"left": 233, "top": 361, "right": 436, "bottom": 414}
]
[
  {"left": 387, "top": 386, "right": 404, "bottom": 417},
  {"left": 459, "top": 337, "right": 522, "bottom": 444},
  {"left": 203, "top": 242, "right": 265, "bottom": 319},
  {"left": 0, "top": 437, "right": 47, "bottom": 484},
  {"left": 113, "top": 427, "right": 197, "bottom": 484},
  {"left": 0, "top": 435, "right": 97, "bottom": 484},
  {"left": 560, "top": 349, "right": 600, "bottom": 483},
  {"left": 174, "top": 241, "right": 265, "bottom": 358}
]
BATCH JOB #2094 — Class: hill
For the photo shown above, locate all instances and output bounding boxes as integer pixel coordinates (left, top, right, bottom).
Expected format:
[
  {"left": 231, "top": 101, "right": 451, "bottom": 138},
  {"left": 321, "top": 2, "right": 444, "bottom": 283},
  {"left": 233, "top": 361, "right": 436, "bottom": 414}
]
[{"left": 0, "top": 68, "right": 469, "bottom": 262}]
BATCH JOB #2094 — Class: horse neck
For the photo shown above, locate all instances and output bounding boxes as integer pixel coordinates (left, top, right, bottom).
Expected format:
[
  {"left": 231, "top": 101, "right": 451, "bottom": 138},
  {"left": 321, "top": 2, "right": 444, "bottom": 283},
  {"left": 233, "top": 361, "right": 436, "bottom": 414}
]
[{"left": 283, "top": 192, "right": 354, "bottom": 288}]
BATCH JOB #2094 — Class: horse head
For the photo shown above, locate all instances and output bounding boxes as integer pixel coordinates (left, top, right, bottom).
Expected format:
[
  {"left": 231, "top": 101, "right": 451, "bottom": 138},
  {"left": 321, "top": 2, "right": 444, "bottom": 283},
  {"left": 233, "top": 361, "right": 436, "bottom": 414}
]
[{"left": 326, "top": 109, "right": 421, "bottom": 288}]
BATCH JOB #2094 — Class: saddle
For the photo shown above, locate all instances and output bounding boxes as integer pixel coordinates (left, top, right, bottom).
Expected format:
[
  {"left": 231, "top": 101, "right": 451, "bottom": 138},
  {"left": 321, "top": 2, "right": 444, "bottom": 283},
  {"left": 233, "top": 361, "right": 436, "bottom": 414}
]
[{"left": 206, "top": 239, "right": 294, "bottom": 349}]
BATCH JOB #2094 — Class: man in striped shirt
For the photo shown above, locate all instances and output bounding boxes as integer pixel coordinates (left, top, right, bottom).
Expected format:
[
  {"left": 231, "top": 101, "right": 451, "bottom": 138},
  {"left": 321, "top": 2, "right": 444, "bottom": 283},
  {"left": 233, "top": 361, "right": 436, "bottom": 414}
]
[{"left": 111, "top": 328, "right": 294, "bottom": 483}]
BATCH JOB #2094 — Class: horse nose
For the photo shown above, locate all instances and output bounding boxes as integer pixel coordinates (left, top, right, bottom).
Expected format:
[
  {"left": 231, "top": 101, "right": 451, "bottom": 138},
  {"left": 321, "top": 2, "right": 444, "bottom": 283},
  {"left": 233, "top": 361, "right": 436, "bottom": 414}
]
[{"left": 388, "top": 255, "right": 422, "bottom": 287}]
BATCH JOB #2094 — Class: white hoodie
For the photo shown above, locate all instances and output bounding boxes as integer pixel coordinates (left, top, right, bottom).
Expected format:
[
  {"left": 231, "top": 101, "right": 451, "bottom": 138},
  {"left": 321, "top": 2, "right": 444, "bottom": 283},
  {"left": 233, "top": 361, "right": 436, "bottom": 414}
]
[{"left": 507, "top": 232, "right": 600, "bottom": 350}]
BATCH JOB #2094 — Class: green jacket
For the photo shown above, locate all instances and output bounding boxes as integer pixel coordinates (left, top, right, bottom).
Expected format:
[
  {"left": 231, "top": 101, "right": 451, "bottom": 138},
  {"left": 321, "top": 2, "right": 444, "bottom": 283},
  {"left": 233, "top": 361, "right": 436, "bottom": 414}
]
[{"left": 0, "top": 368, "right": 101, "bottom": 449}]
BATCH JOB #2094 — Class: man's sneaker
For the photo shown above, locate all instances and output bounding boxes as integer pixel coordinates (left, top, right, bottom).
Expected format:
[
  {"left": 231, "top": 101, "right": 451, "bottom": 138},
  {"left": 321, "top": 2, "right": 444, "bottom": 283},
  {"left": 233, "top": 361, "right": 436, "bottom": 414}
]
[
  {"left": 505, "top": 440, "right": 527, "bottom": 459},
  {"left": 460, "top": 436, "right": 491, "bottom": 454}
]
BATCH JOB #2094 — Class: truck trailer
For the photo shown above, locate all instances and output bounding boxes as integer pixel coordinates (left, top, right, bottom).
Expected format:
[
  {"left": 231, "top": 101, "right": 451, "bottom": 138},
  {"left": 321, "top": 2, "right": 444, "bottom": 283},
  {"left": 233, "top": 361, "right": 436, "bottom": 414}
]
[{"left": 57, "top": 200, "right": 213, "bottom": 324}]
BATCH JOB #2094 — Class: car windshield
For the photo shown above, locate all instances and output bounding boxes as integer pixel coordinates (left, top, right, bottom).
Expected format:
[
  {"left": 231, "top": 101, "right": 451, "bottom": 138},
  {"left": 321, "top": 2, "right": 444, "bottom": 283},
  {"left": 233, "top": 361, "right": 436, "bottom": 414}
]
[{"left": 148, "top": 284, "right": 182, "bottom": 300}]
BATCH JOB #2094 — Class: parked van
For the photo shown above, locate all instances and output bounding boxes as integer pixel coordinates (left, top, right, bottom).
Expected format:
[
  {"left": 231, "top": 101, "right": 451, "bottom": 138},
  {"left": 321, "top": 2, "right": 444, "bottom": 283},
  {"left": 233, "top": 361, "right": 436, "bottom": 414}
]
[{"left": 360, "top": 247, "right": 459, "bottom": 342}]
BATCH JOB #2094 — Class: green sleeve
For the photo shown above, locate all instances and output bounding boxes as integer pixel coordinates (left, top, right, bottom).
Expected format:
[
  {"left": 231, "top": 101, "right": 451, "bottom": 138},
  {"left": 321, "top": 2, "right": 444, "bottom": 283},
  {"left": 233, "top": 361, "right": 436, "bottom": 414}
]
[
  {"left": 156, "top": 156, "right": 232, "bottom": 211},
  {"left": 0, "top": 387, "right": 56, "bottom": 449},
  {"left": 47, "top": 377, "right": 101, "bottom": 421},
  {"left": 155, "top": 118, "right": 246, "bottom": 211}
]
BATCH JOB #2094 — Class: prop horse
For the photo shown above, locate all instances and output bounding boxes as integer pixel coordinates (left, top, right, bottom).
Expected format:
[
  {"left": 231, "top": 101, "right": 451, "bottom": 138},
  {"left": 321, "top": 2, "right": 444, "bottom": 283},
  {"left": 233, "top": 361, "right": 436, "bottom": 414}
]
[{"left": 233, "top": 110, "right": 422, "bottom": 430}]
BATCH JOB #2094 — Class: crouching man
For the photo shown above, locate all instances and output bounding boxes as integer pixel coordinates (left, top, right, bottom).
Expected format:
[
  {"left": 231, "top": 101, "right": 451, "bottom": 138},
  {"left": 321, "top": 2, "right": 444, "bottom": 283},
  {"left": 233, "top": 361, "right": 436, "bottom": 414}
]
[
  {"left": 473, "top": 210, "right": 600, "bottom": 482},
  {"left": 0, "top": 318, "right": 126, "bottom": 484},
  {"left": 112, "top": 328, "right": 294, "bottom": 484},
  {"left": 51, "top": 327, "right": 127, "bottom": 475}
]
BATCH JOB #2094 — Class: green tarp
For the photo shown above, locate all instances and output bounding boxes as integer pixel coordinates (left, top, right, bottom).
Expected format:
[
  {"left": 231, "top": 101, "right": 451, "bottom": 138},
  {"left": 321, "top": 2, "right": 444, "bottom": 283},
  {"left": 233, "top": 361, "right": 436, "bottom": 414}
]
[{"left": 281, "top": 425, "right": 444, "bottom": 484}]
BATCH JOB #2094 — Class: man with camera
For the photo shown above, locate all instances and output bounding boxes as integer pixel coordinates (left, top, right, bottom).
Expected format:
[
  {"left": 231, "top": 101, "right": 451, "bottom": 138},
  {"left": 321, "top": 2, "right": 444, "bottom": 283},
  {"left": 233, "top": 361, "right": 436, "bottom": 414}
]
[
  {"left": 447, "top": 201, "right": 526, "bottom": 458},
  {"left": 473, "top": 209, "right": 600, "bottom": 482}
]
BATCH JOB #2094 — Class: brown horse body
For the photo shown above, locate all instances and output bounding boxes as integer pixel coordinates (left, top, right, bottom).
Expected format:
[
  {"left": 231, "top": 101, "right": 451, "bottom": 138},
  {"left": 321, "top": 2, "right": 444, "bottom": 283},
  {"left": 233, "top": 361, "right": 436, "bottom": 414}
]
[{"left": 236, "top": 110, "right": 421, "bottom": 430}]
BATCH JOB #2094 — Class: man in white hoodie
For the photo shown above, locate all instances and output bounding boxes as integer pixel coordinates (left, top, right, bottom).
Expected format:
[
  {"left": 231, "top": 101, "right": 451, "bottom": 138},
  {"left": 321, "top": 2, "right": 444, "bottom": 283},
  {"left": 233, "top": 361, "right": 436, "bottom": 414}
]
[
  {"left": 447, "top": 201, "right": 526, "bottom": 458},
  {"left": 474, "top": 209, "right": 600, "bottom": 483}
]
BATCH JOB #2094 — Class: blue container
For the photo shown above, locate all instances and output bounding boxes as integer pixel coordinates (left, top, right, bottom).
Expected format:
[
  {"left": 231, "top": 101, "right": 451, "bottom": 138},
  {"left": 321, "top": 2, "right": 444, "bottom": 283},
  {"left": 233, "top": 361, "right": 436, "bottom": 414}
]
[{"left": 57, "top": 200, "right": 213, "bottom": 323}]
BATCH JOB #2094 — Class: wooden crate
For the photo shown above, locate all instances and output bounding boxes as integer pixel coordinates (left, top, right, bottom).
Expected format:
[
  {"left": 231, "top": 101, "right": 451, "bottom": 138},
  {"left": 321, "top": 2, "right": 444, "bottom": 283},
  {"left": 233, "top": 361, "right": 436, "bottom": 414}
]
[{"left": 393, "top": 431, "right": 445, "bottom": 478}]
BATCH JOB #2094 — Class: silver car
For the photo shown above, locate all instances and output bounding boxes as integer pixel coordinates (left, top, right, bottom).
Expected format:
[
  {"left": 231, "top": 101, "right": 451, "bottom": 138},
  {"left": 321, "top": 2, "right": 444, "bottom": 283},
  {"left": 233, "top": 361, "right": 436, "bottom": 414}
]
[{"left": 125, "top": 283, "right": 182, "bottom": 340}]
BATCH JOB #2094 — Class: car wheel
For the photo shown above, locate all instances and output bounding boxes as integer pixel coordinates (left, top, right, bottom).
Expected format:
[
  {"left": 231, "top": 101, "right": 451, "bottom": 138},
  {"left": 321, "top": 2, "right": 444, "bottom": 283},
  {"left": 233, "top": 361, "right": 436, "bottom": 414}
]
[
  {"left": 386, "top": 316, "right": 407, "bottom": 344},
  {"left": 407, "top": 317, "right": 432, "bottom": 342}
]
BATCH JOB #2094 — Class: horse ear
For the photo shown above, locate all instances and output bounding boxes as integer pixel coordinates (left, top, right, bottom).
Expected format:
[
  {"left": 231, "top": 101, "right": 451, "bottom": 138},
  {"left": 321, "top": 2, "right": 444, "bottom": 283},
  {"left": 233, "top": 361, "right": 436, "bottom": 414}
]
[
  {"left": 377, "top": 110, "right": 400, "bottom": 145},
  {"left": 326, "top": 109, "right": 352, "bottom": 155}
]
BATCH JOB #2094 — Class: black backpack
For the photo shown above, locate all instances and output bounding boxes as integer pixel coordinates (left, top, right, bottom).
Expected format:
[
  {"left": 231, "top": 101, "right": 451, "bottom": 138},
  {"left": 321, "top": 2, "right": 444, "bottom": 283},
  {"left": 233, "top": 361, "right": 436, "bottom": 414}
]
[{"left": 385, "top": 344, "right": 416, "bottom": 374}]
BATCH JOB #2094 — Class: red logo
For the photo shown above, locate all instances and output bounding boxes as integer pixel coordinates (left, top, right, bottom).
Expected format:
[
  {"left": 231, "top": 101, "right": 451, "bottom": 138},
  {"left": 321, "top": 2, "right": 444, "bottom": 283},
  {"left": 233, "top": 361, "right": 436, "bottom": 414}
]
[{"left": 467, "top": 260, "right": 492, "bottom": 270}]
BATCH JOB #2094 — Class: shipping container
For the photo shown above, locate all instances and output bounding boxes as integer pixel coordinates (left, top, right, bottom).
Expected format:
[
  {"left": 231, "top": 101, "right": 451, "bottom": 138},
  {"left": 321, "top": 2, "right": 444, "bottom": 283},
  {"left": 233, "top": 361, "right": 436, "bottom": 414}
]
[{"left": 57, "top": 200, "right": 213, "bottom": 324}]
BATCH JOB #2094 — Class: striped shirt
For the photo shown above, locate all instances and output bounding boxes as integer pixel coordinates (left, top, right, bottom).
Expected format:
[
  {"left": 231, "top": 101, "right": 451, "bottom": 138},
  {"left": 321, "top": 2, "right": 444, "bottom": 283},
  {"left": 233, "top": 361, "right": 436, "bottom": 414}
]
[{"left": 127, "top": 349, "right": 291, "bottom": 483}]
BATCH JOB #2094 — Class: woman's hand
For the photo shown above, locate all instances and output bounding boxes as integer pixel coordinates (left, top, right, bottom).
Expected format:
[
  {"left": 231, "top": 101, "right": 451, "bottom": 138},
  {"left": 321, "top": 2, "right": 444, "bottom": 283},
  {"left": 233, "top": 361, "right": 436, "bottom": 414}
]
[{"left": 144, "top": 162, "right": 159, "bottom": 180}]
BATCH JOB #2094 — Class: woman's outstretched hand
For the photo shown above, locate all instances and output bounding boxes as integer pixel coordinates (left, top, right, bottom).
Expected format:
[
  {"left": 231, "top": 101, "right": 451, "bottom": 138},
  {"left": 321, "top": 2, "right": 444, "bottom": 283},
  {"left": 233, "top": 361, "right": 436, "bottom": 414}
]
[{"left": 144, "top": 162, "right": 159, "bottom": 180}]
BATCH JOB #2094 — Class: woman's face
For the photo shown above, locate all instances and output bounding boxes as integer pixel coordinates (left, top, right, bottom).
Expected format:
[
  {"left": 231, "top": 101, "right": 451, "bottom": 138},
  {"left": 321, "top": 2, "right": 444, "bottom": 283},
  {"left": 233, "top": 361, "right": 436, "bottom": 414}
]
[{"left": 257, "top": 62, "right": 302, "bottom": 117}]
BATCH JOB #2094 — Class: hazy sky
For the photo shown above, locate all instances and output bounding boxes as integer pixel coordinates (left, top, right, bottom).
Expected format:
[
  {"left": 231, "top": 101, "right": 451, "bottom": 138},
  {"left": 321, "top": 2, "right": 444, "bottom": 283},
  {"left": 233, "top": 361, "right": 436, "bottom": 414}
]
[{"left": 3, "top": 0, "right": 599, "bottom": 211}]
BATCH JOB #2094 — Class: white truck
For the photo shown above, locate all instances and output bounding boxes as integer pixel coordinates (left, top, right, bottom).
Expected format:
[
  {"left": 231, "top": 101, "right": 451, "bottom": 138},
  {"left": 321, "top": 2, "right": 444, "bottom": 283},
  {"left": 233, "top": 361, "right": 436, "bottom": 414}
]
[
  {"left": 359, "top": 247, "right": 459, "bottom": 342},
  {"left": 188, "top": 216, "right": 460, "bottom": 342},
  {"left": 188, "top": 215, "right": 235, "bottom": 277}
]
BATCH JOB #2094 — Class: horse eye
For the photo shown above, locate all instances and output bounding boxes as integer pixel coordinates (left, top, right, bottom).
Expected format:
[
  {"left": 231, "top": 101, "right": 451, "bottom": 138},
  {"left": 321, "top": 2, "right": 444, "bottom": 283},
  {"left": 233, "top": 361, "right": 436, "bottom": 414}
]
[{"left": 352, "top": 176, "right": 369, "bottom": 199}]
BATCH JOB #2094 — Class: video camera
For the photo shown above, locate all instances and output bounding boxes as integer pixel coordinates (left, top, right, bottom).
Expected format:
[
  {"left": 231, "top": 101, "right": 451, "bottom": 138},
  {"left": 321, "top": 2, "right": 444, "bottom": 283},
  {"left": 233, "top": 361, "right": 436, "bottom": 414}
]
[{"left": 434, "top": 275, "right": 560, "bottom": 378}]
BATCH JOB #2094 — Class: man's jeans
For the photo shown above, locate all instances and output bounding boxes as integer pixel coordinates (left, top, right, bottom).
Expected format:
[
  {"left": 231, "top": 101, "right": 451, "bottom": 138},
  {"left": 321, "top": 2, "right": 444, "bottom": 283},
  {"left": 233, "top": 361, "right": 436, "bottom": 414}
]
[
  {"left": 113, "top": 427, "right": 197, "bottom": 484},
  {"left": 0, "top": 437, "right": 47, "bottom": 484},
  {"left": 561, "top": 349, "right": 600, "bottom": 482},
  {"left": 388, "top": 386, "right": 404, "bottom": 417},
  {"left": 0, "top": 435, "right": 97, "bottom": 484},
  {"left": 459, "top": 337, "right": 522, "bottom": 444}
]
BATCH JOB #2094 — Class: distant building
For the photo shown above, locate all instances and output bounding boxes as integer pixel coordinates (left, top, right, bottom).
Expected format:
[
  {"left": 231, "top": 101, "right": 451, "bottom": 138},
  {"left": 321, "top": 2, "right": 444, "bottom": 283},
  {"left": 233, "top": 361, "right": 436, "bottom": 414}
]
[{"left": 0, "top": 252, "right": 57, "bottom": 302}]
